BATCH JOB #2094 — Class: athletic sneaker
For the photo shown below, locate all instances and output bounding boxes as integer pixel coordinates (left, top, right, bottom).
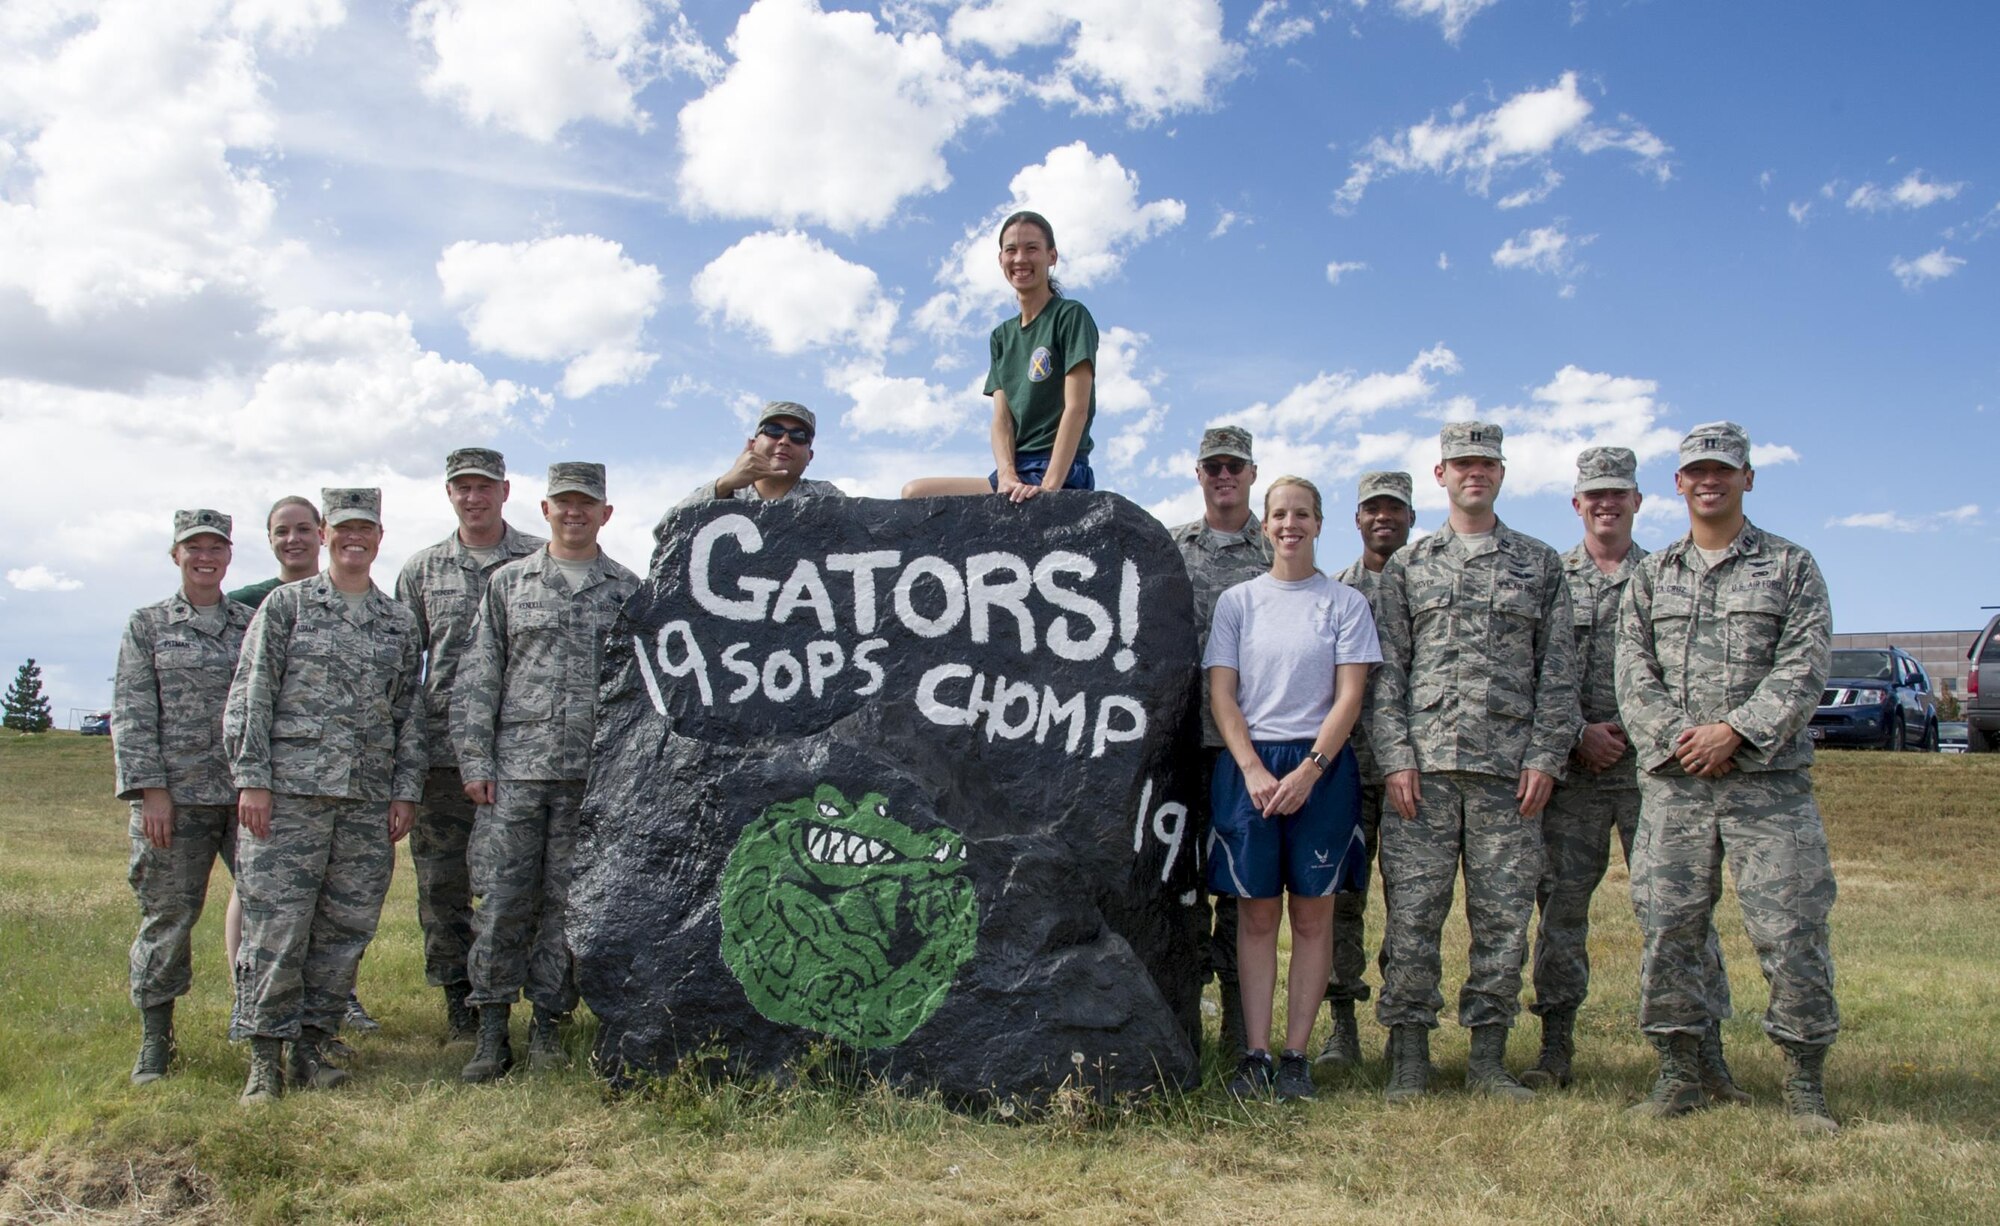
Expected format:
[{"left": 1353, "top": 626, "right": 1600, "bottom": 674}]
[
  {"left": 1275, "top": 1049, "right": 1316, "bottom": 1101},
  {"left": 1226, "top": 1050, "right": 1275, "bottom": 1101}
]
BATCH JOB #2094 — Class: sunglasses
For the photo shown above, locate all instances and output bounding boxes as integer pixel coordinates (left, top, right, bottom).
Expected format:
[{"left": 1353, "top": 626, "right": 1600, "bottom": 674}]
[
  {"left": 1201, "top": 458, "right": 1246, "bottom": 477},
  {"left": 758, "top": 422, "right": 813, "bottom": 445}
]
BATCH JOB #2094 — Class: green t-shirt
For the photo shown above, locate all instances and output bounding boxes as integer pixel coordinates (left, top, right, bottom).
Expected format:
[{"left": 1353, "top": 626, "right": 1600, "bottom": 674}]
[
  {"left": 984, "top": 296, "right": 1097, "bottom": 457},
  {"left": 226, "top": 576, "right": 284, "bottom": 609}
]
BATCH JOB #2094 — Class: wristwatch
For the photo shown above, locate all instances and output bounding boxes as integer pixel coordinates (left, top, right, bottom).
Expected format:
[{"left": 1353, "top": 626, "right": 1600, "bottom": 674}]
[{"left": 1306, "top": 750, "right": 1332, "bottom": 773}]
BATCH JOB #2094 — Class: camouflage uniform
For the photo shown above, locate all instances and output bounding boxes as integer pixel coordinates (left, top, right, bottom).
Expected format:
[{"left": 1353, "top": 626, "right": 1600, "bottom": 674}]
[
  {"left": 1171, "top": 507, "right": 1271, "bottom": 992},
  {"left": 1617, "top": 519, "right": 1837, "bottom": 1045},
  {"left": 113, "top": 585, "right": 253, "bottom": 1007},
  {"left": 453, "top": 546, "right": 640, "bottom": 1012},
  {"left": 395, "top": 520, "right": 544, "bottom": 989},
  {"left": 1330, "top": 556, "right": 1388, "bottom": 1006},
  {"left": 224, "top": 573, "right": 426, "bottom": 1040},
  {"left": 1373, "top": 520, "right": 1579, "bottom": 1031}
]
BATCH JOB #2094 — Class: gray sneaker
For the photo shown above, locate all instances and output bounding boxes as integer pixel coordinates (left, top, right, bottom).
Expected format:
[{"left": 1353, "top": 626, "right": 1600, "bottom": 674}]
[
  {"left": 1275, "top": 1050, "right": 1316, "bottom": 1101},
  {"left": 1225, "top": 1050, "right": 1275, "bottom": 1101}
]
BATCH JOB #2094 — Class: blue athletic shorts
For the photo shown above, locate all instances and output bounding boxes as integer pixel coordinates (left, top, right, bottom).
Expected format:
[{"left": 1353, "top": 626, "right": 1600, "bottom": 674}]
[
  {"left": 988, "top": 450, "right": 1095, "bottom": 492},
  {"left": 1206, "top": 741, "right": 1366, "bottom": 899}
]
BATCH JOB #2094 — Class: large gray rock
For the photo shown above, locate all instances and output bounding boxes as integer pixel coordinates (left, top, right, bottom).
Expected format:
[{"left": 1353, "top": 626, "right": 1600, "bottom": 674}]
[{"left": 571, "top": 492, "right": 1204, "bottom": 1104}]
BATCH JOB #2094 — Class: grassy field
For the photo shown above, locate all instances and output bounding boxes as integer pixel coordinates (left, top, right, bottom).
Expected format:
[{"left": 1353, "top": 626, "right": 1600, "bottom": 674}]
[{"left": 3, "top": 732, "right": 1997, "bottom": 1224}]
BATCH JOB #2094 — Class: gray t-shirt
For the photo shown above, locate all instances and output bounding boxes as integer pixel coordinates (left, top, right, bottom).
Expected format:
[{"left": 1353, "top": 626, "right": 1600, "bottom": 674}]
[
  {"left": 1203, "top": 571, "right": 1383, "bottom": 742},
  {"left": 552, "top": 554, "right": 596, "bottom": 591}
]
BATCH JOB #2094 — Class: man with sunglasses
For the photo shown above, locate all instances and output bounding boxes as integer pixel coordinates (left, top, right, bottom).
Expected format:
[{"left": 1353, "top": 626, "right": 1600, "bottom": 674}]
[
  {"left": 670, "top": 402, "right": 847, "bottom": 521},
  {"left": 1170, "top": 425, "right": 1271, "bottom": 1058}
]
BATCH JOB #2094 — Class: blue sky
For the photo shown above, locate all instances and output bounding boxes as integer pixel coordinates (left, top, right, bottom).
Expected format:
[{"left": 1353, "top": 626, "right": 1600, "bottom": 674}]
[{"left": 2, "top": 0, "right": 1994, "bottom": 717}]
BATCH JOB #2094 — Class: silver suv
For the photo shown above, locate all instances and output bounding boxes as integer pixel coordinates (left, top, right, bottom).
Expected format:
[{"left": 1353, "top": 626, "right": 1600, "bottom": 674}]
[{"left": 1967, "top": 613, "right": 2000, "bottom": 753}]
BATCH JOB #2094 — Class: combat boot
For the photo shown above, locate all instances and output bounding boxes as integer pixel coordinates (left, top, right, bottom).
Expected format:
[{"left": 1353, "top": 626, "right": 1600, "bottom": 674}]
[
  {"left": 239, "top": 1037, "right": 285, "bottom": 1105},
  {"left": 1627, "top": 1031, "right": 1703, "bottom": 1119},
  {"left": 1779, "top": 1041, "right": 1838, "bottom": 1135},
  {"left": 444, "top": 982, "right": 477, "bottom": 1041},
  {"left": 1519, "top": 1007, "right": 1575, "bottom": 1090},
  {"left": 1217, "top": 982, "right": 1246, "bottom": 1059},
  {"left": 286, "top": 1027, "right": 351, "bottom": 1090},
  {"left": 528, "top": 1007, "right": 565, "bottom": 1071},
  {"left": 1700, "top": 1020, "right": 1752, "bottom": 1106},
  {"left": 1383, "top": 1024, "right": 1431, "bottom": 1104},
  {"left": 1466, "top": 1025, "right": 1535, "bottom": 1102},
  {"left": 1314, "top": 999, "right": 1361, "bottom": 1068},
  {"left": 461, "top": 1004, "right": 514, "bottom": 1083},
  {"left": 131, "top": 1002, "right": 177, "bottom": 1086}
]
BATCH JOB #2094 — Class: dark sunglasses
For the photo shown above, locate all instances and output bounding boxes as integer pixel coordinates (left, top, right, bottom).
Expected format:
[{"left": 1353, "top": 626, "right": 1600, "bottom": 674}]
[
  {"left": 1201, "top": 458, "right": 1246, "bottom": 477},
  {"left": 758, "top": 422, "right": 813, "bottom": 445}
]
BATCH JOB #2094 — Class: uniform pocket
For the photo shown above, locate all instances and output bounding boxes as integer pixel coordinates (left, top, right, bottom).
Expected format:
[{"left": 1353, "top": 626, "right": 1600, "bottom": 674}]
[
  {"left": 1486, "top": 684, "right": 1535, "bottom": 721},
  {"left": 499, "top": 689, "right": 552, "bottom": 723},
  {"left": 1723, "top": 586, "right": 1786, "bottom": 665},
  {"left": 271, "top": 713, "right": 323, "bottom": 740}
]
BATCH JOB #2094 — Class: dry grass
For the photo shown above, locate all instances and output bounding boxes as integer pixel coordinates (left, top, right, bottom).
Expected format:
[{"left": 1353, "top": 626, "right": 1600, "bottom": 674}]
[{"left": 2, "top": 732, "right": 1996, "bottom": 1224}]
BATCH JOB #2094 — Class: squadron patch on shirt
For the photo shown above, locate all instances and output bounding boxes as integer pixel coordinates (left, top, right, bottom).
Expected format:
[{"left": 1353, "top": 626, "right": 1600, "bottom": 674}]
[{"left": 1028, "top": 345, "right": 1054, "bottom": 382}]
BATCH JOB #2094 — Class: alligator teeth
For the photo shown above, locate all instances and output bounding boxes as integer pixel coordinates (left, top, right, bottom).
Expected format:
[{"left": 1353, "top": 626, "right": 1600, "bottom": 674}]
[{"left": 867, "top": 839, "right": 884, "bottom": 860}]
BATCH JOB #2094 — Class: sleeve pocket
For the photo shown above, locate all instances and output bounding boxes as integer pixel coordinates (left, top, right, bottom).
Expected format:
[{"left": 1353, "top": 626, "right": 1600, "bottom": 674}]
[{"left": 272, "top": 713, "right": 323, "bottom": 739}]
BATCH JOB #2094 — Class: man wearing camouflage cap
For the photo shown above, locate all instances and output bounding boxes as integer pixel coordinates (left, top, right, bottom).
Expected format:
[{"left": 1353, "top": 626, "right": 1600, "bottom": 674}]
[
  {"left": 1372, "top": 422, "right": 1580, "bottom": 1103},
  {"left": 1317, "top": 470, "right": 1417, "bottom": 1069},
  {"left": 112, "top": 509, "right": 255, "bottom": 1084},
  {"left": 1617, "top": 422, "right": 1840, "bottom": 1133},
  {"left": 226, "top": 489, "right": 426, "bottom": 1104},
  {"left": 395, "top": 448, "right": 544, "bottom": 1039},
  {"left": 1522, "top": 448, "right": 1743, "bottom": 1100},
  {"left": 664, "top": 401, "right": 848, "bottom": 534},
  {"left": 453, "top": 463, "right": 641, "bottom": 1081},
  {"left": 1169, "top": 424, "right": 1271, "bottom": 1057}
]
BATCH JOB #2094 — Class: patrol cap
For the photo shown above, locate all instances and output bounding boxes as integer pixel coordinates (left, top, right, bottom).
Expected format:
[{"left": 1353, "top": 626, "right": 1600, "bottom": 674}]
[
  {"left": 322, "top": 488, "right": 382, "bottom": 526},
  {"left": 756, "top": 400, "right": 816, "bottom": 437},
  {"left": 1440, "top": 421, "right": 1504, "bottom": 462},
  {"left": 545, "top": 462, "right": 607, "bottom": 501},
  {"left": 173, "top": 508, "right": 232, "bottom": 544},
  {"left": 1197, "top": 425, "right": 1254, "bottom": 463},
  {"left": 1574, "top": 446, "right": 1639, "bottom": 494},
  {"left": 445, "top": 447, "right": 506, "bottom": 481},
  {"left": 1678, "top": 421, "right": 1751, "bottom": 470},
  {"left": 1356, "top": 471, "right": 1413, "bottom": 507}
]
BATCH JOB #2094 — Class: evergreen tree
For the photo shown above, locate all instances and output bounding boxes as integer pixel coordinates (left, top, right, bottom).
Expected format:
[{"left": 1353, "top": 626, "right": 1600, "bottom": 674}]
[{"left": 3, "top": 658, "right": 54, "bottom": 733}]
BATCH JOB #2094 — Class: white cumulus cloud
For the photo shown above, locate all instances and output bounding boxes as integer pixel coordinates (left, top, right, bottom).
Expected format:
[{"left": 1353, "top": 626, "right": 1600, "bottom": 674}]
[
  {"left": 1325, "top": 260, "right": 1369, "bottom": 285},
  {"left": 7, "top": 566, "right": 82, "bottom": 593},
  {"left": 914, "top": 142, "right": 1186, "bottom": 337},
  {"left": 1845, "top": 170, "right": 1965, "bottom": 214},
  {"left": 0, "top": 0, "right": 340, "bottom": 322},
  {"left": 1246, "top": 0, "right": 1317, "bottom": 47},
  {"left": 676, "top": 0, "right": 1010, "bottom": 232},
  {"left": 1492, "top": 223, "right": 1592, "bottom": 282},
  {"left": 438, "top": 234, "right": 664, "bottom": 397},
  {"left": 831, "top": 363, "right": 983, "bottom": 437},
  {"left": 1830, "top": 505, "right": 1980, "bottom": 532},
  {"left": 411, "top": 0, "right": 716, "bottom": 142},
  {"left": 1336, "top": 71, "right": 1669, "bottom": 211},
  {"left": 947, "top": 0, "right": 1243, "bottom": 119},
  {"left": 1391, "top": 0, "right": 1500, "bottom": 43},
  {"left": 691, "top": 230, "right": 898, "bottom": 356},
  {"left": 1890, "top": 248, "right": 1966, "bottom": 290}
]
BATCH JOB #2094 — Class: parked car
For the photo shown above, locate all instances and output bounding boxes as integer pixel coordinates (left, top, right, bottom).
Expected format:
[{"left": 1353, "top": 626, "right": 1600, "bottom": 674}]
[
  {"left": 79, "top": 712, "right": 110, "bottom": 736},
  {"left": 1809, "top": 646, "right": 1939, "bottom": 751},
  {"left": 1968, "top": 613, "right": 2000, "bottom": 753},
  {"left": 1939, "top": 721, "right": 1970, "bottom": 754}
]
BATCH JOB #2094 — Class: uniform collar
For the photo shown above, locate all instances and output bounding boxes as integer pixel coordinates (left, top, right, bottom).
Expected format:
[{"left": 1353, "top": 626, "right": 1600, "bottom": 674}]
[
  {"left": 535, "top": 546, "right": 607, "bottom": 592},
  {"left": 305, "top": 575, "right": 388, "bottom": 621},
  {"left": 1663, "top": 518, "right": 1763, "bottom": 567},
  {"left": 448, "top": 521, "right": 538, "bottom": 570},
  {"left": 1563, "top": 539, "right": 1646, "bottom": 581},
  {"left": 1175, "top": 512, "right": 1261, "bottom": 545}
]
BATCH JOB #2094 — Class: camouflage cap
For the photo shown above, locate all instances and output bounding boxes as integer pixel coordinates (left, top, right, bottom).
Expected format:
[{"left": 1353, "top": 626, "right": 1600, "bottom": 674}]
[
  {"left": 1679, "top": 420, "right": 1751, "bottom": 470},
  {"left": 1574, "top": 446, "right": 1639, "bottom": 494},
  {"left": 445, "top": 447, "right": 506, "bottom": 481},
  {"left": 756, "top": 400, "right": 816, "bottom": 436},
  {"left": 1197, "top": 425, "right": 1254, "bottom": 462},
  {"left": 1356, "top": 470, "right": 1413, "bottom": 507},
  {"left": 172, "top": 508, "right": 232, "bottom": 544},
  {"left": 322, "top": 488, "right": 382, "bottom": 526},
  {"left": 546, "top": 461, "right": 607, "bottom": 501},
  {"left": 1440, "top": 420, "right": 1504, "bottom": 461}
]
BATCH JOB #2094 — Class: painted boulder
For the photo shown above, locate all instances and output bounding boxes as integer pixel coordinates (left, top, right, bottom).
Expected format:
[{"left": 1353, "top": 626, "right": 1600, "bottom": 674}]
[{"left": 570, "top": 492, "right": 1205, "bottom": 1104}]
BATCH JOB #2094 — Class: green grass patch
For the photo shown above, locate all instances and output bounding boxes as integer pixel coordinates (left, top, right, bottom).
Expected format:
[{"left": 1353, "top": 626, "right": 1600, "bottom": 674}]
[{"left": 2, "top": 730, "right": 1997, "bottom": 1222}]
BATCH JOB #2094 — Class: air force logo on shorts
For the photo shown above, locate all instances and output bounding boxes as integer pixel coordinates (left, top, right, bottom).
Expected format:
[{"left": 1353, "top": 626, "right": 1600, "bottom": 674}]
[{"left": 1028, "top": 346, "right": 1054, "bottom": 383}]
